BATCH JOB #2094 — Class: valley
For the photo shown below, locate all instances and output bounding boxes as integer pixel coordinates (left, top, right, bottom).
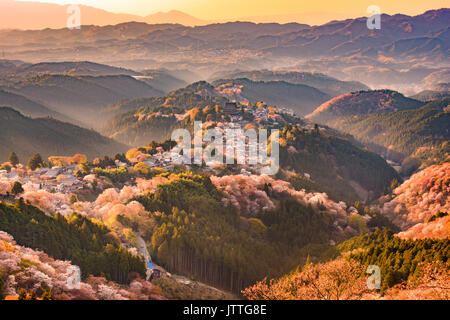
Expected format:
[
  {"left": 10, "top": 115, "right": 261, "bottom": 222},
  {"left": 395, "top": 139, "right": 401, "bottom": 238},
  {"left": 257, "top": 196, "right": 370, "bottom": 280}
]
[{"left": 0, "top": 3, "right": 448, "bottom": 302}]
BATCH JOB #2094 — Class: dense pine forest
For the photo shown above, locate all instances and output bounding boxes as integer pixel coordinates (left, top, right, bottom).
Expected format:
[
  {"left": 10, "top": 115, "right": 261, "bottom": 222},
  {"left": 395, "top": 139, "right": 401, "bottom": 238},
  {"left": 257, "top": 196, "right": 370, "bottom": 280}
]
[
  {"left": 133, "top": 174, "right": 399, "bottom": 292},
  {"left": 327, "top": 103, "right": 450, "bottom": 169},
  {"left": 278, "top": 125, "right": 401, "bottom": 203},
  {"left": 338, "top": 229, "right": 450, "bottom": 292},
  {"left": 135, "top": 174, "right": 338, "bottom": 292},
  {"left": 0, "top": 201, "right": 146, "bottom": 284}
]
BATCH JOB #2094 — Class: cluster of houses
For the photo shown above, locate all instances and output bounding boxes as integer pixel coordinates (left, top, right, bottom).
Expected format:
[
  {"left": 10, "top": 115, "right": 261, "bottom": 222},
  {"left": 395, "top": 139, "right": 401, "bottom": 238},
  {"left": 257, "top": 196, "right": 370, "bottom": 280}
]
[
  {"left": 139, "top": 152, "right": 180, "bottom": 170},
  {"left": 128, "top": 101, "right": 319, "bottom": 173},
  {"left": 0, "top": 102, "right": 318, "bottom": 200},
  {"left": 221, "top": 102, "right": 319, "bottom": 134},
  {"left": 215, "top": 83, "right": 247, "bottom": 104},
  {"left": 0, "top": 164, "right": 84, "bottom": 195}
]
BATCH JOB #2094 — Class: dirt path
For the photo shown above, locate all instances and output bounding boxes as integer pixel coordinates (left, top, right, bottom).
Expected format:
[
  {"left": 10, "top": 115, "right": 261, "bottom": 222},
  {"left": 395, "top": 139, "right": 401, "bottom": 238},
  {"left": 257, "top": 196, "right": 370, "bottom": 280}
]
[
  {"left": 136, "top": 233, "right": 151, "bottom": 262},
  {"left": 136, "top": 233, "right": 152, "bottom": 280}
]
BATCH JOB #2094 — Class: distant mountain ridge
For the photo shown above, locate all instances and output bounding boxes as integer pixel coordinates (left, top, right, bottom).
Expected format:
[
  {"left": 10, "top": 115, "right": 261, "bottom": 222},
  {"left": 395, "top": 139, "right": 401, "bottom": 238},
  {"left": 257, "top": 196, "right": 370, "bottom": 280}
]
[
  {"left": 1, "top": 73, "right": 164, "bottom": 127},
  {"left": 213, "top": 78, "right": 331, "bottom": 116},
  {"left": 210, "top": 70, "right": 369, "bottom": 97},
  {"left": 0, "top": 89, "right": 70, "bottom": 121},
  {"left": 1, "top": 9, "right": 447, "bottom": 64},
  {"left": 0, "top": 106, "right": 128, "bottom": 162},
  {"left": 0, "top": 1, "right": 210, "bottom": 29},
  {"left": 306, "top": 89, "right": 425, "bottom": 123},
  {"left": 14, "top": 61, "right": 140, "bottom": 77},
  {"left": 410, "top": 90, "right": 450, "bottom": 102},
  {"left": 0, "top": 61, "right": 141, "bottom": 86}
]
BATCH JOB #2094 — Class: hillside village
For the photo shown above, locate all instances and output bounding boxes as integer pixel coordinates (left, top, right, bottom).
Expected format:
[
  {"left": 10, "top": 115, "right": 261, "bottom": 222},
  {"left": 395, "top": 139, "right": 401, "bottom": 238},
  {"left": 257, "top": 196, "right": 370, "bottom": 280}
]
[{"left": 0, "top": 102, "right": 307, "bottom": 203}]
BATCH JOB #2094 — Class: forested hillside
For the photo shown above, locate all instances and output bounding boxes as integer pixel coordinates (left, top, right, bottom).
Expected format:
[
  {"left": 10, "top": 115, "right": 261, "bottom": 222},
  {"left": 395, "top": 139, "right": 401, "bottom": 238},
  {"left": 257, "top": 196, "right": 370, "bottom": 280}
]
[
  {"left": 103, "top": 83, "right": 228, "bottom": 145},
  {"left": 243, "top": 229, "right": 449, "bottom": 299},
  {"left": 377, "top": 162, "right": 450, "bottom": 238},
  {"left": 278, "top": 125, "right": 401, "bottom": 203},
  {"left": 0, "top": 106, "right": 128, "bottom": 161},
  {"left": 135, "top": 175, "right": 335, "bottom": 292},
  {"left": 3, "top": 74, "right": 163, "bottom": 127},
  {"left": 337, "top": 229, "right": 449, "bottom": 291},
  {"left": 326, "top": 104, "right": 450, "bottom": 170},
  {"left": 0, "top": 201, "right": 146, "bottom": 284},
  {"left": 0, "top": 89, "right": 70, "bottom": 121},
  {"left": 306, "top": 89, "right": 424, "bottom": 123},
  {"left": 127, "top": 173, "right": 398, "bottom": 293}
]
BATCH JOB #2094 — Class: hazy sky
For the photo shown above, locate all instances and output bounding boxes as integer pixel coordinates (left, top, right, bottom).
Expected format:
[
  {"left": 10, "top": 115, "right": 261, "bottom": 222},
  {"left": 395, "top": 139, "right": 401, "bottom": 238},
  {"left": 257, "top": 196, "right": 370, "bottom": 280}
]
[{"left": 17, "top": 0, "right": 449, "bottom": 21}]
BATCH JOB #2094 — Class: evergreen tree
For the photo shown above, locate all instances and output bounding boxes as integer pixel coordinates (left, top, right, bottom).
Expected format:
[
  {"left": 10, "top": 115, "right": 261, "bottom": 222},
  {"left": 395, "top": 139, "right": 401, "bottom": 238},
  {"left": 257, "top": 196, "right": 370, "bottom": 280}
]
[
  {"left": 27, "top": 153, "right": 43, "bottom": 170},
  {"left": 8, "top": 152, "right": 19, "bottom": 166},
  {"left": 11, "top": 181, "right": 24, "bottom": 195}
]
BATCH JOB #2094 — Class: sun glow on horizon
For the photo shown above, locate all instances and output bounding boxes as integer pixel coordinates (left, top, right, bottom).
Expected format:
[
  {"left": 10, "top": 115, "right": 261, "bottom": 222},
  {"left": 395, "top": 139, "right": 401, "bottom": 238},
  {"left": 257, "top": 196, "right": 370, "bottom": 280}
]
[{"left": 14, "top": 0, "right": 450, "bottom": 24}]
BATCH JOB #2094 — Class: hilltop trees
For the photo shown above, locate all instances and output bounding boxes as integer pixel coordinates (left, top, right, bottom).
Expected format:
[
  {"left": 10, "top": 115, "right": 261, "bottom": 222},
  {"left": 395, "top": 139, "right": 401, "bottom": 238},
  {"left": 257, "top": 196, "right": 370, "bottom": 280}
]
[
  {"left": 8, "top": 152, "right": 19, "bottom": 166},
  {"left": 134, "top": 162, "right": 151, "bottom": 176},
  {"left": 27, "top": 153, "right": 43, "bottom": 170},
  {"left": 114, "top": 153, "right": 128, "bottom": 163},
  {"left": 41, "top": 290, "right": 54, "bottom": 300},
  {"left": 27, "top": 290, "right": 37, "bottom": 300}
]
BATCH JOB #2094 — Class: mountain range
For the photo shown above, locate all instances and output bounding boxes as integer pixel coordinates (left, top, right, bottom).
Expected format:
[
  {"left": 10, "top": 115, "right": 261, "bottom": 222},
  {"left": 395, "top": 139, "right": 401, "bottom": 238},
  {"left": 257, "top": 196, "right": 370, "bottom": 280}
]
[
  {"left": 0, "top": 89, "right": 68, "bottom": 120},
  {"left": 210, "top": 70, "right": 369, "bottom": 97},
  {"left": 0, "top": 1, "right": 376, "bottom": 29},
  {"left": 0, "top": 1, "right": 209, "bottom": 29},
  {"left": 0, "top": 68, "right": 164, "bottom": 127},
  {"left": 0, "top": 8, "right": 447, "bottom": 91},
  {"left": 306, "top": 90, "right": 449, "bottom": 173}
]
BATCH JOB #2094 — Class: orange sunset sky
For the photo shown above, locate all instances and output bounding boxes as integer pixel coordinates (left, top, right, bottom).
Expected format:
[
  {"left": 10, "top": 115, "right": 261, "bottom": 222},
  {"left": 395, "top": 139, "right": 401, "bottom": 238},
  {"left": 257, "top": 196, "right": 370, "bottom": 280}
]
[{"left": 16, "top": 0, "right": 449, "bottom": 24}]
